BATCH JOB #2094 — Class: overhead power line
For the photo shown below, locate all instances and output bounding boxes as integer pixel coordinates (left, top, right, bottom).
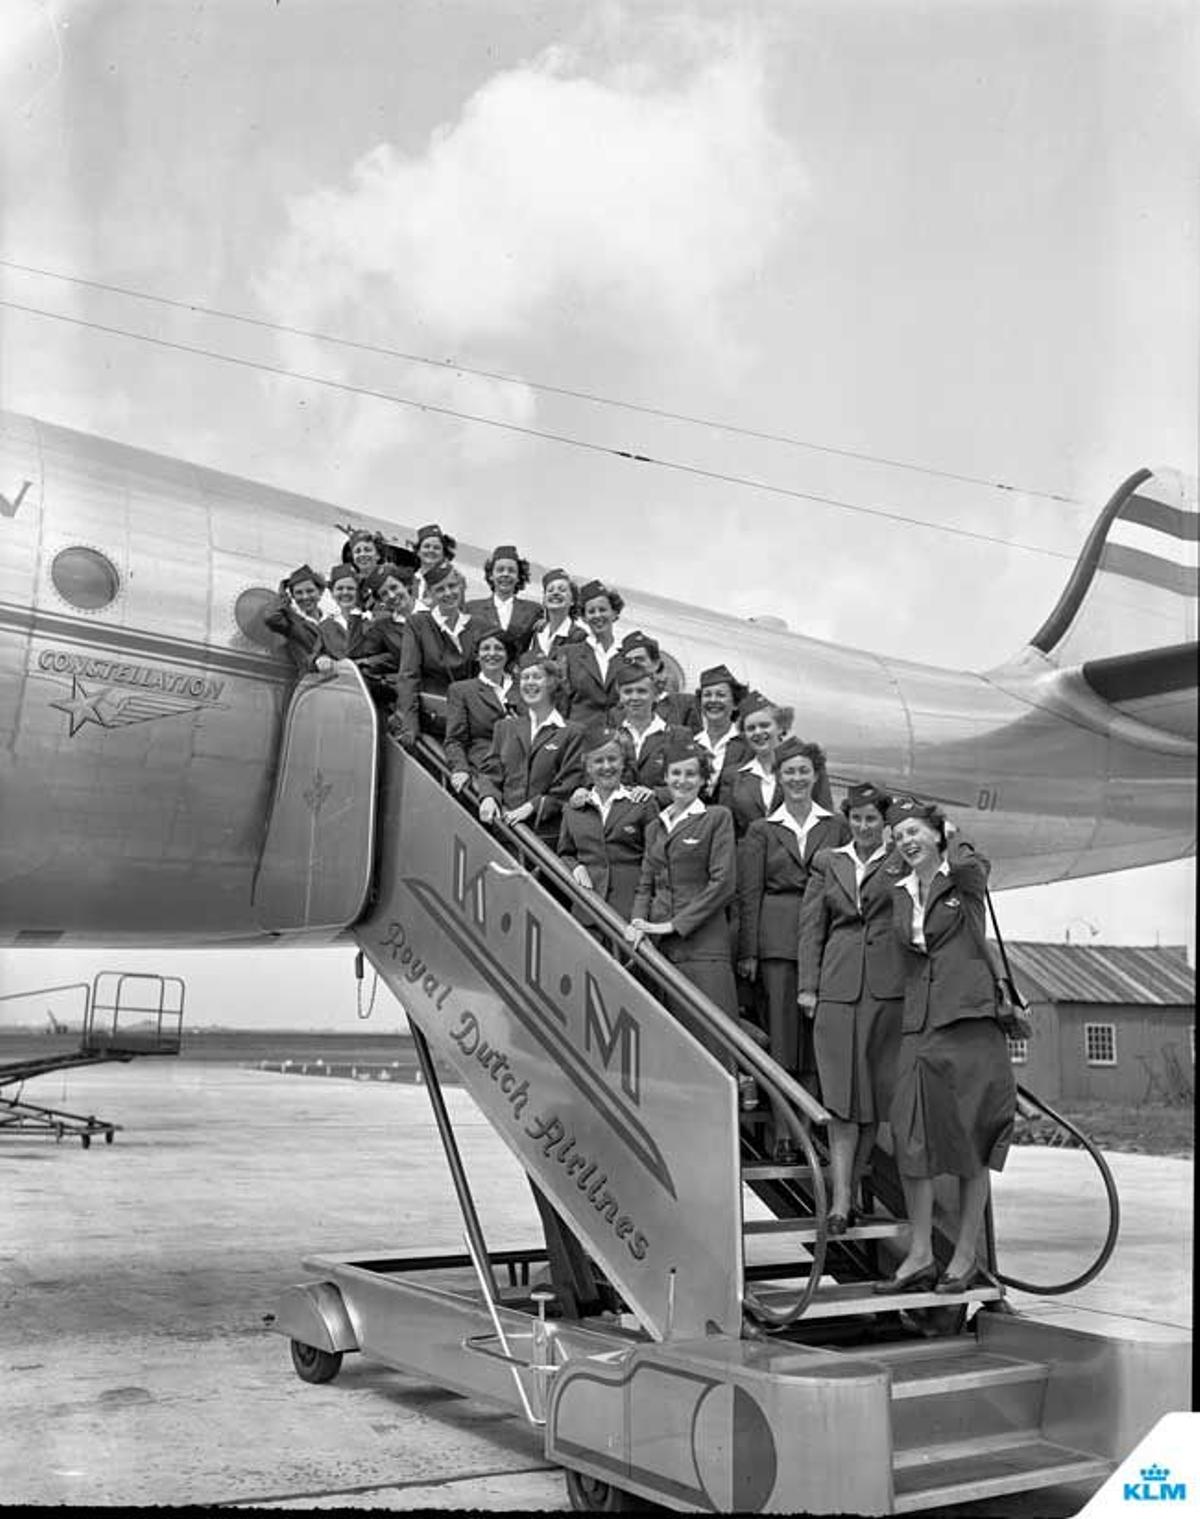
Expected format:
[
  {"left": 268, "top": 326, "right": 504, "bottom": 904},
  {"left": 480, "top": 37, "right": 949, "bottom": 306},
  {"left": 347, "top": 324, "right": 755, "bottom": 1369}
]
[
  {"left": 0, "top": 296, "right": 1081, "bottom": 564},
  {"left": 0, "top": 255, "right": 1083, "bottom": 507}
]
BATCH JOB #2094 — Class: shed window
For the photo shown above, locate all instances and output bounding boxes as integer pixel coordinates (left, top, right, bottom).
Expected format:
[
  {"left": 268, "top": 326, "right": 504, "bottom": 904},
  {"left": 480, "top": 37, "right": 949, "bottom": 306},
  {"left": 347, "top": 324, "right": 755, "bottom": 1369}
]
[
  {"left": 1084, "top": 1022, "right": 1116, "bottom": 1066},
  {"left": 1006, "top": 1036, "right": 1028, "bottom": 1064}
]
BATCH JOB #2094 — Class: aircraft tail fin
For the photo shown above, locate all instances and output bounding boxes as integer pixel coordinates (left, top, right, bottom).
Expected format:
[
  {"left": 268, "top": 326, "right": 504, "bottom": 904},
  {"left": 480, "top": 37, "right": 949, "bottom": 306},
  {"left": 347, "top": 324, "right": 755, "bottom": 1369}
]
[
  {"left": 1026, "top": 468, "right": 1197, "bottom": 739},
  {"left": 1030, "top": 467, "right": 1197, "bottom": 665}
]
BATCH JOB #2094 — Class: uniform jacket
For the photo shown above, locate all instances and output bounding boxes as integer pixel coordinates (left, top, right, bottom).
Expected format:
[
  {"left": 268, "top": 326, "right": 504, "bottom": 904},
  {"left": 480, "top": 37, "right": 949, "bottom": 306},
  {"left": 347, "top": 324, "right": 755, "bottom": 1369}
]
[
  {"left": 737, "top": 812, "right": 850, "bottom": 961},
  {"left": 353, "top": 611, "right": 406, "bottom": 673},
  {"left": 394, "top": 611, "right": 483, "bottom": 743},
  {"left": 717, "top": 760, "right": 785, "bottom": 840},
  {"left": 797, "top": 845, "right": 908, "bottom": 1002},
  {"left": 319, "top": 610, "right": 371, "bottom": 664},
  {"left": 632, "top": 803, "right": 737, "bottom": 960},
  {"left": 561, "top": 641, "right": 622, "bottom": 725},
  {"left": 556, "top": 793, "right": 658, "bottom": 921},
  {"left": 464, "top": 594, "right": 543, "bottom": 650},
  {"left": 696, "top": 729, "right": 754, "bottom": 798},
  {"left": 477, "top": 716, "right": 586, "bottom": 840},
  {"left": 615, "top": 722, "right": 696, "bottom": 803},
  {"left": 528, "top": 618, "right": 588, "bottom": 660},
  {"left": 263, "top": 601, "right": 324, "bottom": 674},
  {"left": 444, "top": 676, "right": 519, "bottom": 777},
  {"left": 891, "top": 838, "right": 996, "bottom": 1034},
  {"left": 656, "top": 690, "right": 701, "bottom": 729}
]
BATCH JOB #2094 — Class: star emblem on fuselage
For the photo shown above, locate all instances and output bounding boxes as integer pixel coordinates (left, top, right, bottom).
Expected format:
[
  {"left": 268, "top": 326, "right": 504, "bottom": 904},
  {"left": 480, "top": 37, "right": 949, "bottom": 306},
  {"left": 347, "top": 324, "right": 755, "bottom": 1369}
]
[{"left": 49, "top": 677, "right": 115, "bottom": 735}]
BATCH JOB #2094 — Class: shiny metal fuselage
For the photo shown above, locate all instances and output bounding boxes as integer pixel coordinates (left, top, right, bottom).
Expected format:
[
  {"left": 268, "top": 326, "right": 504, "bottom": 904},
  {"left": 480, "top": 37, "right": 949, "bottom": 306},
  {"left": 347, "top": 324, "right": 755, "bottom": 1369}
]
[{"left": 0, "top": 411, "right": 1193, "bottom": 946}]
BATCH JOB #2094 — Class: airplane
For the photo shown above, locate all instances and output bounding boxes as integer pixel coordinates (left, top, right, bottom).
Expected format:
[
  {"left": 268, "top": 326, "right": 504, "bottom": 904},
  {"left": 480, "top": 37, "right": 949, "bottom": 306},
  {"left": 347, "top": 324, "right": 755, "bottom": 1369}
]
[
  {"left": 2, "top": 406, "right": 1194, "bottom": 1512},
  {"left": 0, "top": 406, "right": 1194, "bottom": 947}
]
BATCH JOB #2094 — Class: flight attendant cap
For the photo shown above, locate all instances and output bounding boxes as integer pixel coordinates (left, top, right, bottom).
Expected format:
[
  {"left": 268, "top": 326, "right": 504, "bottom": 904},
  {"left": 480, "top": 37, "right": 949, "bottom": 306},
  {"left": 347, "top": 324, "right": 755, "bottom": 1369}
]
[
  {"left": 619, "top": 629, "right": 660, "bottom": 661},
  {"left": 612, "top": 658, "right": 653, "bottom": 687},
  {"left": 773, "top": 736, "right": 812, "bottom": 767},
  {"left": 542, "top": 566, "right": 572, "bottom": 587},
  {"left": 739, "top": 690, "right": 774, "bottom": 718},
  {"left": 663, "top": 736, "right": 706, "bottom": 768},
  {"left": 885, "top": 795, "right": 939, "bottom": 825},
  {"left": 696, "top": 664, "right": 748, "bottom": 701},
  {"left": 490, "top": 544, "right": 521, "bottom": 563},
  {"left": 842, "top": 781, "right": 893, "bottom": 815},
  {"left": 365, "top": 564, "right": 411, "bottom": 593},
  {"left": 578, "top": 579, "right": 612, "bottom": 606},
  {"left": 423, "top": 561, "right": 456, "bottom": 589},
  {"left": 328, "top": 563, "right": 358, "bottom": 586},
  {"left": 287, "top": 564, "right": 325, "bottom": 590}
]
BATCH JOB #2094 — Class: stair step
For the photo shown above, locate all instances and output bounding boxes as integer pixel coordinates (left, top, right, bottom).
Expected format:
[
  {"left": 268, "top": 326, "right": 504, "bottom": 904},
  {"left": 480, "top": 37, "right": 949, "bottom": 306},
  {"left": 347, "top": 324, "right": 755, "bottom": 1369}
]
[
  {"left": 891, "top": 1435, "right": 1111, "bottom": 1511},
  {"left": 750, "top": 1280, "right": 1003, "bottom": 1320},
  {"left": 744, "top": 1216, "right": 906, "bottom": 1242},
  {"left": 741, "top": 1162, "right": 821, "bottom": 1181},
  {"left": 890, "top": 1350, "right": 1047, "bottom": 1400}
]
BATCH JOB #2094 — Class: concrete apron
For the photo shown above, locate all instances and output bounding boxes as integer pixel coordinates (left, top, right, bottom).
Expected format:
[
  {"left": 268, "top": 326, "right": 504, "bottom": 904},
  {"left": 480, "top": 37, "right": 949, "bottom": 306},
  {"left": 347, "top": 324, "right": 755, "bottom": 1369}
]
[{"left": 0, "top": 1061, "right": 1192, "bottom": 1510}]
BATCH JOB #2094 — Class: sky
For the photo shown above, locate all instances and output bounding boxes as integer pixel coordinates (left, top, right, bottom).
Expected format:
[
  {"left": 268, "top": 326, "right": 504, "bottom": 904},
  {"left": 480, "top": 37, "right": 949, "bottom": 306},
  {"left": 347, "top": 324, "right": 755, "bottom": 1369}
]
[{"left": 0, "top": 0, "right": 1195, "bottom": 1027}]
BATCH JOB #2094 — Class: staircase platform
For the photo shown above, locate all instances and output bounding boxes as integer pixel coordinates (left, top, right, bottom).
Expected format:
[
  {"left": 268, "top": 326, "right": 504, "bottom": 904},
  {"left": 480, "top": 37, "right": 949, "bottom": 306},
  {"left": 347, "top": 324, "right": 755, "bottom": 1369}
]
[
  {"left": 751, "top": 1279, "right": 1003, "bottom": 1319},
  {"left": 892, "top": 1434, "right": 1111, "bottom": 1511},
  {"left": 744, "top": 1214, "right": 906, "bottom": 1242}
]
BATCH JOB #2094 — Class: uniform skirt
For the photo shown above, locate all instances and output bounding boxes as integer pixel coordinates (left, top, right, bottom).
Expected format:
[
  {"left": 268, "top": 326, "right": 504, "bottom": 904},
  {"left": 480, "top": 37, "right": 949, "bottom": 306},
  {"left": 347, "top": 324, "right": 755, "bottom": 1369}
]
[
  {"left": 813, "top": 992, "right": 901, "bottom": 1123},
  {"left": 889, "top": 1016, "right": 1016, "bottom": 1179}
]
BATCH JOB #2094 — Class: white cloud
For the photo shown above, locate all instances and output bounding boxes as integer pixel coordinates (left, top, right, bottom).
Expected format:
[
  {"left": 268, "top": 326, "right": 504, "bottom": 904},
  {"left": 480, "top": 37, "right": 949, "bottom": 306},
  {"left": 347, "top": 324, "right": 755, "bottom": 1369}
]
[{"left": 254, "top": 20, "right": 804, "bottom": 484}]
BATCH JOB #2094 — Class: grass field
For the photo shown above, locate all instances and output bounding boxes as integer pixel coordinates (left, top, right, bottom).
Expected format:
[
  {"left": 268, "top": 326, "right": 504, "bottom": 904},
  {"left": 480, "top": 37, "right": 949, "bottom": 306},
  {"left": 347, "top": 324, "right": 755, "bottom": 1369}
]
[{"left": 1015, "top": 1098, "right": 1193, "bottom": 1158}]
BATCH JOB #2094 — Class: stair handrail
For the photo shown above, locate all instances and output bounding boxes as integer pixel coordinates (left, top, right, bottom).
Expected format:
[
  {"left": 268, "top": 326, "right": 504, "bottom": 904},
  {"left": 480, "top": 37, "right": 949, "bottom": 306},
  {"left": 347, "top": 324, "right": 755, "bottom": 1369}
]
[
  {"left": 409, "top": 736, "right": 831, "bottom": 1128},
  {"left": 985, "top": 1082, "right": 1121, "bottom": 1296},
  {"left": 407, "top": 735, "right": 832, "bottom": 1325}
]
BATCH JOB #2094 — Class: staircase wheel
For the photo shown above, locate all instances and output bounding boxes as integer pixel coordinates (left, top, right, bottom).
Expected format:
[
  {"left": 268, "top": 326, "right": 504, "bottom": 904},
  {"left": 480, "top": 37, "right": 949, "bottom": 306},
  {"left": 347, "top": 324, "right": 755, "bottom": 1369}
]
[
  {"left": 564, "top": 1469, "right": 646, "bottom": 1512},
  {"left": 289, "top": 1339, "right": 343, "bottom": 1384},
  {"left": 80, "top": 1133, "right": 91, "bottom": 1150}
]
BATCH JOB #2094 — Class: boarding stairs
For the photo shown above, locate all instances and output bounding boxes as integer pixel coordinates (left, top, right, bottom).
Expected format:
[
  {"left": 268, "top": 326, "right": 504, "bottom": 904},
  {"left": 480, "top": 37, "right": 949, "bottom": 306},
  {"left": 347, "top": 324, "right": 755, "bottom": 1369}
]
[
  {"left": 266, "top": 667, "right": 1145, "bottom": 1513},
  {"left": 0, "top": 972, "right": 184, "bottom": 1146}
]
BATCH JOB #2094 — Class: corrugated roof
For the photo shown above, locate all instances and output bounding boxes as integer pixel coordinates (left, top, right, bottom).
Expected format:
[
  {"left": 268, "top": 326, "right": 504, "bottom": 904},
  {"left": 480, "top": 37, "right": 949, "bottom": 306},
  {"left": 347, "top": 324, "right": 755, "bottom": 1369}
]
[{"left": 1006, "top": 942, "right": 1195, "bottom": 1006}]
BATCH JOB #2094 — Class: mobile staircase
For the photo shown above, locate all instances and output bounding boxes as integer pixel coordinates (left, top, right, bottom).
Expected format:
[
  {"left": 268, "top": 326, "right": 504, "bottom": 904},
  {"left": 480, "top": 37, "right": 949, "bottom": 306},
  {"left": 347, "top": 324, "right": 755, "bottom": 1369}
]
[
  {"left": 0, "top": 972, "right": 184, "bottom": 1147},
  {"left": 268, "top": 670, "right": 1186, "bottom": 1513}
]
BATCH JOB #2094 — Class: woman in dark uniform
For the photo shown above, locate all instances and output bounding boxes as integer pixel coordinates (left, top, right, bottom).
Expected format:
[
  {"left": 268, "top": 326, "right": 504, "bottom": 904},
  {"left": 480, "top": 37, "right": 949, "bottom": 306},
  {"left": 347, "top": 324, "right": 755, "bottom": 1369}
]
[
  {"left": 798, "top": 782, "right": 905, "bottom": 1231},
  {"left": 557, "top": 725, "right": 657, "bottom": 922},
  {"left": 264, "top": 564, "right": 331, "bottom": 674},
  {"left": 562, "top": 580, "right": 624, "bottom": 724},
  {"left": 391, "top": 561, "right": 480, "bottom": 745},
  {"left": 409, "top": 522, "right": 457, "bottom": 612},
  {"left": 444, "top": 627, "right": 520, "bottom": 794},
  {"left": 736, "top": 737, "right": 848, "bottom": 1159},
  {"left": 529, "top": 569, "right": 588, "bottom": 658},
  {"left": 716, "top": 694, "right": 793, "bottom": 839},
  {"left": 625, "top": 739, "right": 739, "bottom": 1064},
  {"left": 320, "top": 563, "right": 370, "bottom": 663},
  {"left": 477, "top": 654, "right": 586, "bottom": 846},
  {"left": 465, "top": 544, "right": 542, "bottom": 649},
  {"left": 877, "top": 798, "right": 1017, "bottom": 1293}
]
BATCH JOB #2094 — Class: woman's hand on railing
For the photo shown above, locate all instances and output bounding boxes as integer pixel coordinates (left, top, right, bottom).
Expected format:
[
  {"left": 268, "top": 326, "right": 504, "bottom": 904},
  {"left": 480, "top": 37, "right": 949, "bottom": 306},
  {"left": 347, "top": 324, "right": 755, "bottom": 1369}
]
[
  {"left": 479, "top": 796, "right": 500, "bottom": 825},
  {"left": 449, "top": 770, "right": 470, "bottom": 794},
  {"left": 504, "top": 801, "right": 536, "bottom": 826},
  {"left": 571, "top": 864, "right": 594, "bottom": 891}
]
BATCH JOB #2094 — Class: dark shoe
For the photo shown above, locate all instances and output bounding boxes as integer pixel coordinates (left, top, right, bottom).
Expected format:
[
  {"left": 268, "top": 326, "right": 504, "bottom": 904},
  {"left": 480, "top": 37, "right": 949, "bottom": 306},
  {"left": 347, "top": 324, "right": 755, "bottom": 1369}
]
[
  {"left": 827, "top": 1212, "right": 849, "bottom": 1237},
  {"left": 873, "top": 1263, "right": 938, "bottom": 1295},
  {"left": 934, "top": 1266, "right": 983, "bottom": 1295}
]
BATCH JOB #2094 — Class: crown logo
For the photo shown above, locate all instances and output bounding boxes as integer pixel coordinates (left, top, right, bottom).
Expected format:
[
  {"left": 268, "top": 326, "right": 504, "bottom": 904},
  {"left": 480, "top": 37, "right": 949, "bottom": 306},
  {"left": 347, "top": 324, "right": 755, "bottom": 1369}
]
[{"left": 1141, "top": 1465, "right": 1170, "bottom": 1482}]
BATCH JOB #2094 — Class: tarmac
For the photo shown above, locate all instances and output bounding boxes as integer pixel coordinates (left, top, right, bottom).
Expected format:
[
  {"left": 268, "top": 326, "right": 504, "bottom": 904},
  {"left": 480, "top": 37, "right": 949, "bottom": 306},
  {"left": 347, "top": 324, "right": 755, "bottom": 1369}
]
[{"left": 0, "top": 1059, "right": 1192, "bottom": 1512}]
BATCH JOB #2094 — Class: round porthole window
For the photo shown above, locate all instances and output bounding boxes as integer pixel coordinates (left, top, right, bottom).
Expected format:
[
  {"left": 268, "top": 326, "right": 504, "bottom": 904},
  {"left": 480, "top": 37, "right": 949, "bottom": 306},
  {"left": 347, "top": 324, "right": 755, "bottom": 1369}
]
[
  {"left": 50, "top": 546, "right": 121, "bottom": 610},
  {"left": 234, "top": 586, "right": 284, "bottom": 648}
]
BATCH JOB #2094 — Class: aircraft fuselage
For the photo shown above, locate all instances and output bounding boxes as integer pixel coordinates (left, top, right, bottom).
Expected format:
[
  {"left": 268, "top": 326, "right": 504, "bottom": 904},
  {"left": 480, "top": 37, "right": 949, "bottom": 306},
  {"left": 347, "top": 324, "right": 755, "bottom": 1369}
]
[{"left": 0, "top": 412, "right": 1193, "bottom": 946}]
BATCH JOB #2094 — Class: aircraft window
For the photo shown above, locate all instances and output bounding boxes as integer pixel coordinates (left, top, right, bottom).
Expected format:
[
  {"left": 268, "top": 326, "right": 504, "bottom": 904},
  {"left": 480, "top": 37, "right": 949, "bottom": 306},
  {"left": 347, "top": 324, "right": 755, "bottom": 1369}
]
[
  {"left": 50, "top": 546, "right": 121, "bottom": 610},
  {"left": 235, "top": 586, "right": 285, "bottom": 648},
  {"left": 659, "top": 651, "right": 686, "bottom": 696}
]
